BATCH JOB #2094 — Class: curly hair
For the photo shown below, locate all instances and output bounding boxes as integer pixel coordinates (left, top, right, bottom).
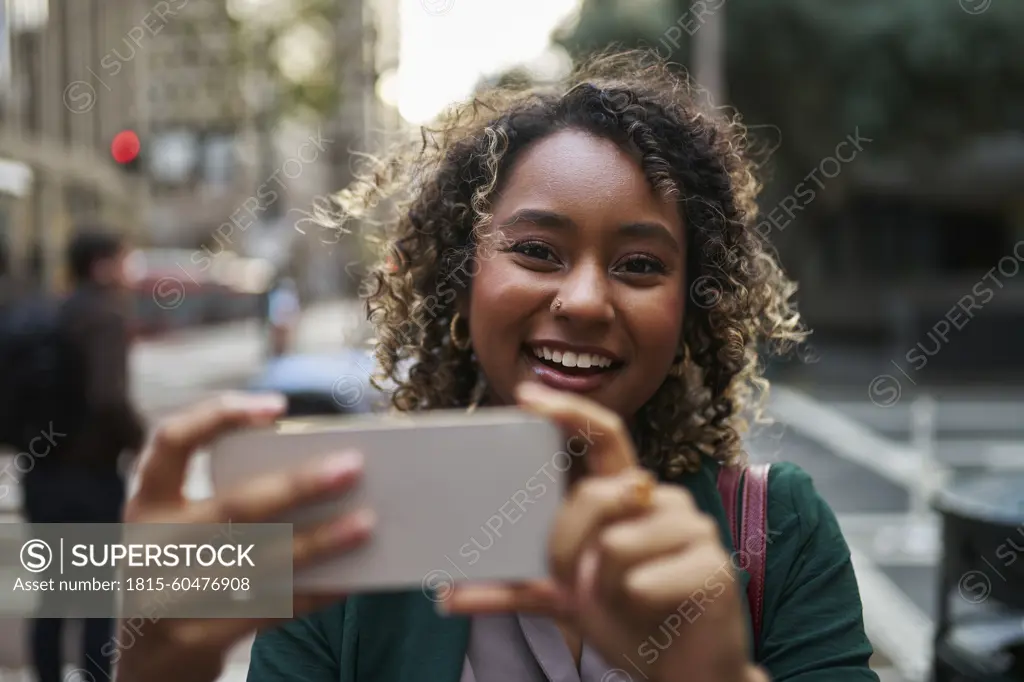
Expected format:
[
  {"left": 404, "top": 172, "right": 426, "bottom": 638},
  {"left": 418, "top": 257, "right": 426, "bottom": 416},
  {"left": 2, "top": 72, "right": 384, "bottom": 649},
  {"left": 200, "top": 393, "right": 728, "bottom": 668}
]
[{"left": 328, "top": 49, "right": 807, "bottom": 480}]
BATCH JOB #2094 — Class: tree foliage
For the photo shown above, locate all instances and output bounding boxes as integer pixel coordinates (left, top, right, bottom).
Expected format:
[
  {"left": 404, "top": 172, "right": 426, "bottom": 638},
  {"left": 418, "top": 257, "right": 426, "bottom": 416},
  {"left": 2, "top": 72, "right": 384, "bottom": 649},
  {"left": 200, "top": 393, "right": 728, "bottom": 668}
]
[
  {"left": 562, "top": 0, "right": 1024, "bottom": 188},
  {"left": 226, "top": 0, "right": 343, "bottom": 123}
]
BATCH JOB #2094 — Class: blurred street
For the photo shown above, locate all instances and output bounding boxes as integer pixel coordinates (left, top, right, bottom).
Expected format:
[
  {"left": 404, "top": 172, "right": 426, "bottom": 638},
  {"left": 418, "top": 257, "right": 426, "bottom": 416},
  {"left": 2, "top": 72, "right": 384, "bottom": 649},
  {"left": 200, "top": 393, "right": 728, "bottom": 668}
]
[{"left": 0, "top": 299, "right": 365, "bottom": 681}]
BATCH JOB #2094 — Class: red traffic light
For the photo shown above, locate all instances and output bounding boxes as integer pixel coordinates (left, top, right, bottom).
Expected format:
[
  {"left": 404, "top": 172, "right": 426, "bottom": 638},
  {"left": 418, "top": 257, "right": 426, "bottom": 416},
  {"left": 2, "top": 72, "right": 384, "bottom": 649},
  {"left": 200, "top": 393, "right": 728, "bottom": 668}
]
[{"left": 111, "top": 130, "right": 140, "bottom": 164}]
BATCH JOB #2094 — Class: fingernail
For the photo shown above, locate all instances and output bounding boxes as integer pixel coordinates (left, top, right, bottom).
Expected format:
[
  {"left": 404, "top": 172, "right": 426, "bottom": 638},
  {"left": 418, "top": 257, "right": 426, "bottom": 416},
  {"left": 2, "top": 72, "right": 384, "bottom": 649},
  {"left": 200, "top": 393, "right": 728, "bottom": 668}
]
[
  {"left": 320, "top": 451, "right": 363, "bottom": 482},
  {"left": 325, "top": 509, "right": 374, "bottom": 547},
  {"left": 249, "top": 393, "right": 287, "bottom": 411},
  {"left": 338, "top": 509, "right": 375, "bottom": 539}
]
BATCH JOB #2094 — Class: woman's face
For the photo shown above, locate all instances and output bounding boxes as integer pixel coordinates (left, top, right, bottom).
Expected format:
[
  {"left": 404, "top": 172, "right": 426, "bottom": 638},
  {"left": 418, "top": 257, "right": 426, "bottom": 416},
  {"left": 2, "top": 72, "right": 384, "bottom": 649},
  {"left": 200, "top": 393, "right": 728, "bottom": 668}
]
[{"left": 467, "top": 129, "right": 687, "bottom": 419}]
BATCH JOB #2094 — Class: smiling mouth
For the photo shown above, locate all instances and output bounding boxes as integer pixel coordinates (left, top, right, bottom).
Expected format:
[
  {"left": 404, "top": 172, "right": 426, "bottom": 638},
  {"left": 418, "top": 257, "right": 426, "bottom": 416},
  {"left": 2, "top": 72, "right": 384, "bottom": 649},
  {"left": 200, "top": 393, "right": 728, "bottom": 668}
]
[{"left": 524, "top": 345, "right": 623, "bottom": 376}]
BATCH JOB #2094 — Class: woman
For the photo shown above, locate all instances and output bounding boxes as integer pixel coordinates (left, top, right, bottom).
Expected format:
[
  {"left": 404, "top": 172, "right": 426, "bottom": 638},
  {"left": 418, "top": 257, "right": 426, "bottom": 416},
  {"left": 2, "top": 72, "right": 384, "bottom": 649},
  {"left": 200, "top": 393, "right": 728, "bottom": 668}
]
[{"left": 118, "top": 51, "right": 878, "bottom": 681}]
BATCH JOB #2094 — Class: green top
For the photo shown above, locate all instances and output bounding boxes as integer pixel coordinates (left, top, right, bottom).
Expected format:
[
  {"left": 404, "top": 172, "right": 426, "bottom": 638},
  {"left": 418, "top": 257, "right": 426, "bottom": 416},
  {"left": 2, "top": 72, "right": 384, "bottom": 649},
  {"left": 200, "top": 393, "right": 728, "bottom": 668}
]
[{"left": 247, "top": 461, "right": 879, "bottom": 681}]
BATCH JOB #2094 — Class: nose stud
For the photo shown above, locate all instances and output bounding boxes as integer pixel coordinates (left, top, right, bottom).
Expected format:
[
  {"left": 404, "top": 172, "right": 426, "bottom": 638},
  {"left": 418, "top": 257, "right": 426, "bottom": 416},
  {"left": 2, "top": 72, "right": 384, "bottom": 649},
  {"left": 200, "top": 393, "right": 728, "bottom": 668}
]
[{"left": 550, "top": 298, "right": 562, "bottom": 312}]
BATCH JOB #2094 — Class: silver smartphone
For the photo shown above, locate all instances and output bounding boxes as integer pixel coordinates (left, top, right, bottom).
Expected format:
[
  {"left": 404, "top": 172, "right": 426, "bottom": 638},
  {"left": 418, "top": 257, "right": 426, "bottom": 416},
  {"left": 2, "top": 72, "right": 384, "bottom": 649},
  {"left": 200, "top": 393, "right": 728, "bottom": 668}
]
[{"left": 209, "top": 407, "right": 566, "bottom": 592}]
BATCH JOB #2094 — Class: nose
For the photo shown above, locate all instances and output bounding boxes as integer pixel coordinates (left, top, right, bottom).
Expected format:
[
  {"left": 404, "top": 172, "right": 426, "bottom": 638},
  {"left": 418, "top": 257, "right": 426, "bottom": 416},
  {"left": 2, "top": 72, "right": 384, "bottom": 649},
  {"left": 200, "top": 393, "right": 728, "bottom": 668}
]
[{"left": 554, "top": 261, "right": 614, "bottom": 324}]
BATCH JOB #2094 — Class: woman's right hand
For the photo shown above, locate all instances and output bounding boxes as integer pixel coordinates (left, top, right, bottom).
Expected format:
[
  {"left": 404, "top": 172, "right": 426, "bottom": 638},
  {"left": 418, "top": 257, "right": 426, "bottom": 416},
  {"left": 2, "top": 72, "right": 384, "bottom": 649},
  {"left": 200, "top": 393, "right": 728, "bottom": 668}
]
[{"left": 115, "top": 392, "right": 374, "bottom": 682}]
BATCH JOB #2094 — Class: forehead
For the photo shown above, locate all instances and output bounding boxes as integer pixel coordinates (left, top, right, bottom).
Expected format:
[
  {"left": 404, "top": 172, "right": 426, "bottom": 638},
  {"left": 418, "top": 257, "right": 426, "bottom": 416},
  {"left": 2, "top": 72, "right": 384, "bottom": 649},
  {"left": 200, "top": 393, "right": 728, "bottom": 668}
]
[{"left": 492, "top": 129, "right": 681, "bottom": 230}]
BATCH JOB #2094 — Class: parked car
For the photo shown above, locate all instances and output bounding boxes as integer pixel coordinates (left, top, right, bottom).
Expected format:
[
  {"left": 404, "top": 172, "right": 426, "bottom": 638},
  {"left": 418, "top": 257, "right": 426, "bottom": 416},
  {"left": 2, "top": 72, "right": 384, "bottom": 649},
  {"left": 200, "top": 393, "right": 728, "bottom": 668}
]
[
  {"left": 246, "top": 350, "right": 388, "bottom": 416},
  {"left": 125, "top": 248, "right": 273, "bottom": 339}
]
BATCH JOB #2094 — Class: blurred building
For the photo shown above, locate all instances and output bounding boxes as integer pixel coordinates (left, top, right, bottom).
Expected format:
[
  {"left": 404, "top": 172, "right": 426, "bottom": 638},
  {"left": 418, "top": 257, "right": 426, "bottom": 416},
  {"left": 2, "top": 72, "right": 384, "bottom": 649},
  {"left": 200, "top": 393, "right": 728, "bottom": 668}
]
[
  {"left": 0, "top": 0, "right": 403, "bottom": 302},
  {"left": 333, "top": 0, "right": 404, "bottom": 192},
  {"left": 287, "top": 0, "right": 403, "bottom": 299},
  {"left": 791, "top": 135, "right": 1024, "bottom": 374},
  {"left": 141, "top": 0, "right": 251, "bottom": 249},
  {"left": 138, "top": 0, "right": 402, "bottom": 301},
  {"left": 0, "top": 0, "right": 143, "bottom": 293}
]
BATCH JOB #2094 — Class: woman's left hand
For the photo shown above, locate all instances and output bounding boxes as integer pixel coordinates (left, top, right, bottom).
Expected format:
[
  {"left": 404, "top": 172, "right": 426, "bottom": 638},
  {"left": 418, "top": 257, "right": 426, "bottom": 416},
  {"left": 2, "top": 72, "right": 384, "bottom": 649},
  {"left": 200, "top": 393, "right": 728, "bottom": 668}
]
[{"left": 445, "top": 382, "right": 762, "bottom": 682}]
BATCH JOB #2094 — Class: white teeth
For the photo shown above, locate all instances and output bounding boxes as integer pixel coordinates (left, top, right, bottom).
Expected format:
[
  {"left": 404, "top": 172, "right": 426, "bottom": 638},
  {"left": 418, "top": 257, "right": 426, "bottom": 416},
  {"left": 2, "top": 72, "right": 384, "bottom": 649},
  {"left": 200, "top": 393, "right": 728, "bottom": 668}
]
[{"left": 531, "top": 347, "right": 614, "bottom": 369}]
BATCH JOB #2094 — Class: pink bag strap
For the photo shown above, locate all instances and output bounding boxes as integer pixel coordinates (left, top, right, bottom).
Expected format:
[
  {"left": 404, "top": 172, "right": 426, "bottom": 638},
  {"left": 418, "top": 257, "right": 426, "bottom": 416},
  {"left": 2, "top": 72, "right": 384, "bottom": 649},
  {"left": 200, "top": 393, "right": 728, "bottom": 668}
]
[{"left": 716, "top": 463, "right": 772, "bottom": 655}]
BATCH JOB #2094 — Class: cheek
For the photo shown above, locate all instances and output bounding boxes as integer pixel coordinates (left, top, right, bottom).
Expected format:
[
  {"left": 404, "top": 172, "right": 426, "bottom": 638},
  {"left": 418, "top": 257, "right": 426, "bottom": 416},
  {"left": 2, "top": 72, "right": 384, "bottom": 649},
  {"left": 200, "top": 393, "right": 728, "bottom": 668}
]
[
  {"left": 622, "top": 286, "right": 685, "bottom": 357},
  {"left": 467, "top": 259, "right": 544, "bottom": 344}
]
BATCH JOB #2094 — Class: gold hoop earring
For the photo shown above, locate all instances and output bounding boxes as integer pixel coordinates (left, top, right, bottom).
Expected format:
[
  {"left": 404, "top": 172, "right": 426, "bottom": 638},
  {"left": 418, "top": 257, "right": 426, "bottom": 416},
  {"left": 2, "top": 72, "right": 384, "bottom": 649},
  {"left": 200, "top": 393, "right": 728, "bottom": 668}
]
[{"left": 449, "top": 313, "right": 472, "bottom": 351}]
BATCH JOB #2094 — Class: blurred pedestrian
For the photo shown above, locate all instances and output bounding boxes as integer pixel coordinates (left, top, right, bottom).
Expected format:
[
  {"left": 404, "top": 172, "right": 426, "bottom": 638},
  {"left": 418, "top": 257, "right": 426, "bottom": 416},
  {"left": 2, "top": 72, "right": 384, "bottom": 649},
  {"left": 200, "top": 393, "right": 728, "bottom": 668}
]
[
  {"left": 0, "top": 239, "right": 18, "bottom": 312},
  {"left": 266, "top": 276, "right": 301, "bottom": 357},
  {"left": 16, "top": 228, "right": 146, "bottom": 682}
]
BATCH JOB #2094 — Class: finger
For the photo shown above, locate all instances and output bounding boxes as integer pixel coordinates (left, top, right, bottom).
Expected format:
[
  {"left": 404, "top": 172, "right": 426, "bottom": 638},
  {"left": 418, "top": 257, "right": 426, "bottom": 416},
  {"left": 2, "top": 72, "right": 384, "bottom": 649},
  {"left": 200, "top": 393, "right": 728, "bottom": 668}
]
[
  {"left": 187, "top": 450, "right": 365, "bottom": 525},
  {"left": 548, "top": 470, "right": 657, "bottom": 586},
  {"left": 292, "top": 508, "right": 376, "bottom": 569},
  {"left": 444, "top": 580, "right": 569, "bottom": 617},
  {"left": 136, "top": 392, "right": 287, "bottom": 505},
  {"left": 623, "top": 548, "right": 737, "bottom": 614},
  {"left": 160, "top": 453, "right": 366, "bottom": 585},
  {"left": 594, "top": 495, "right": 716, "bottom": 603},
  {"left": 515, "top": 382, "right": 637, "bottom": 477}
]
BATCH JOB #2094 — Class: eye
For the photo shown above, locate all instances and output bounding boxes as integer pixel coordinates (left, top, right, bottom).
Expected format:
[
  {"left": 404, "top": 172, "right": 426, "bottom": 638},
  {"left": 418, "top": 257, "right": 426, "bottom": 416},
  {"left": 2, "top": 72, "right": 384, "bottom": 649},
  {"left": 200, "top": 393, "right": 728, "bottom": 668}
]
[
  {"left": 616, "top": 254, "right": 667, "bottom": 276},
  {"left": 507, "top": 240, "right": 559, "bottom": 263}
]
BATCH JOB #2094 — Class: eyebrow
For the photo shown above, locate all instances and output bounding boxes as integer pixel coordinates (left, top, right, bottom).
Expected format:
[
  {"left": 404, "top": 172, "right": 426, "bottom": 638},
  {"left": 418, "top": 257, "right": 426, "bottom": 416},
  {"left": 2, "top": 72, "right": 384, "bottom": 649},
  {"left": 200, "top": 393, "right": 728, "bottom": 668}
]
[{"left": 498, "top": 209, "right": 681, "bottom": 251}]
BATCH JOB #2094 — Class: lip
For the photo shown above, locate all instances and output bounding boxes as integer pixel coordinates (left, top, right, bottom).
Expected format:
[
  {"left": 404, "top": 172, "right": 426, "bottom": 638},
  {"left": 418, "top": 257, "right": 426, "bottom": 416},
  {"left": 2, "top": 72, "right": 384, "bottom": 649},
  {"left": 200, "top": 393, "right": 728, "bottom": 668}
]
[
  {"left": 525, "top": 340, "right": 623, "bottom": 364},
  {"left": 522, "top": 349, "right": 621, "bottom": 393}
]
